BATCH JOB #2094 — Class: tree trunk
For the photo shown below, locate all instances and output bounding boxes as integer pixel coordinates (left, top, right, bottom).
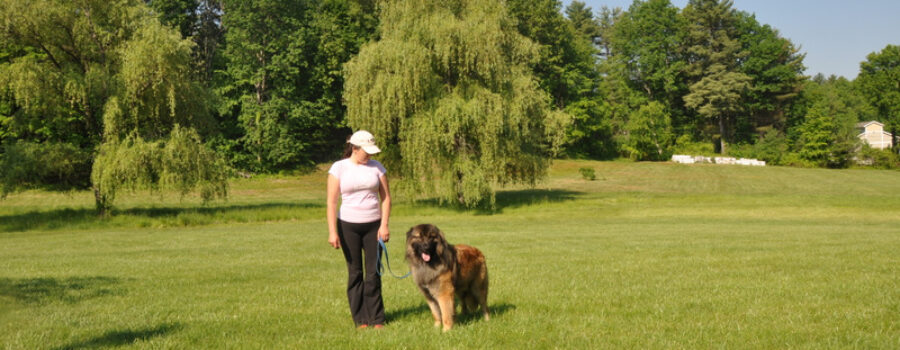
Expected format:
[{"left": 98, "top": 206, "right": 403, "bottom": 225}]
[
  {"left": 93, "top": 186, "right": 109, "bottom": 217},
  {"left": 718, "top": 116, "right": 727, "bottom": 154}
]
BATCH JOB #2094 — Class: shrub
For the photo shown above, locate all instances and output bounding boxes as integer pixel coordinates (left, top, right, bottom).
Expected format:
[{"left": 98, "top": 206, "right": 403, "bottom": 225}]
[
  {"left": 672, "top": 134, "right": 715, "bottom": 157},
  {"left": 579, "top": 167, "right": 596, "bottom": 181},
  {"left": 856, "top": 145, "right": 900, "bottom": 169},
  {"left": 728, "top": 129, "right": 790, "bottom": 165},
  {"left": 0, "top": 141, "right": 92, "bottom": 196}
]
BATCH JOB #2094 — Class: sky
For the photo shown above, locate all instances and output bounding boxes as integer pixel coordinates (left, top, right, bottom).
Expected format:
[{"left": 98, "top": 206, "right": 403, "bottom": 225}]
[{"left": 562, "top": 0, "right": 900, "bottom": 79}]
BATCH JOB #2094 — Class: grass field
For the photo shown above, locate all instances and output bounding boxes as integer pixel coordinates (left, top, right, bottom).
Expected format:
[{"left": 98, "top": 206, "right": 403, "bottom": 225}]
[{"left": 1, "top": 160, "right": 898, "bottom": 349}]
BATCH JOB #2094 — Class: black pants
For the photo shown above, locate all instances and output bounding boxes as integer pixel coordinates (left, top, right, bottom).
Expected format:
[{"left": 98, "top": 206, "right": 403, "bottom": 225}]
[{"left": 338, "top": 219, "right": 385, "bottom": 326}]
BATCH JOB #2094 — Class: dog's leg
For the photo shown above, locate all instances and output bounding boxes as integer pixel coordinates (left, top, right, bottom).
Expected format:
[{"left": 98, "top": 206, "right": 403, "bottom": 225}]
[
  {"left": 437, "top": 276, "right": 455, "bottom": 331},
  {"left": 461, "top": 292, "right": 476, "bottom": 315},
  {"left": 475, "top": 289, "right": 490, "bottom": 321},
  {"left": 476, "top": 271, "right": 490, "bottom": 321},
  {"left": 419, "top": 287, "right": 442, "bottom": 327}
]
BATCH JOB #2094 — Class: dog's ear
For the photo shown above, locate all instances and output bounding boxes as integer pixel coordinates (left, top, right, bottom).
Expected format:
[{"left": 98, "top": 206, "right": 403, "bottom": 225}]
[
  {"left": 432, "top": 225, "right": 444, "bottom": 253},
  {"left": 431, "top": 225, "right": 446, "bottom": 241}
]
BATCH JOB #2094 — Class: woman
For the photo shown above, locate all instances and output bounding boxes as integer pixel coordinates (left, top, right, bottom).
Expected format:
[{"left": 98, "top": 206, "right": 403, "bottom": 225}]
[{"left": 326, "top": 130, "right": 392, "bottom": 329}]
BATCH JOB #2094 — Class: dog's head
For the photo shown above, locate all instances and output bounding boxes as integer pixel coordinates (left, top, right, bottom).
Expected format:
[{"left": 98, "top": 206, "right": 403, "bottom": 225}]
[{"left": 406, "top": 224, "right": 449, "bottom": 264}]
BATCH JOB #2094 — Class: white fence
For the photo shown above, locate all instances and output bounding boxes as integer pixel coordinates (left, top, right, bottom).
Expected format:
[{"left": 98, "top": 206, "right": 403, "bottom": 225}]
[{"left": 671, "top": 154, "right": 765, "bottom": 166}]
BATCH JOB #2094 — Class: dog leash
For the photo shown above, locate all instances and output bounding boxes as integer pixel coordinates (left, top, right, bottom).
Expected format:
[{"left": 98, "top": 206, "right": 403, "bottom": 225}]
[{"left": 377, "top": 239, "right": 411, "bottom": 279}]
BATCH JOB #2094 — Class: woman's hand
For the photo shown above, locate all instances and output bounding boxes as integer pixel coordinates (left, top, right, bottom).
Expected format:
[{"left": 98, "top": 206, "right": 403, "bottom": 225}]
[
  {"left": 377, "top": 225, "right": 390, "bottom": 243},
  {"left": 328, "top": 231, "right": 341, "bottom": 249}
]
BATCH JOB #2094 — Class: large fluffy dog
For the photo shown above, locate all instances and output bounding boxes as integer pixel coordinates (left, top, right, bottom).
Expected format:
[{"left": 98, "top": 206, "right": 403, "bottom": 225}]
[{"left": 406, "top": 224, "right": 489, "bottom": 331}]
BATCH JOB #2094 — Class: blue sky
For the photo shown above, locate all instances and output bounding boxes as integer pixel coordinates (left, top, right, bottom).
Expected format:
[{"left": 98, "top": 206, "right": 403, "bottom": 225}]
[{"left": 562, "top": 0, "right": 900, "bottom": 79}]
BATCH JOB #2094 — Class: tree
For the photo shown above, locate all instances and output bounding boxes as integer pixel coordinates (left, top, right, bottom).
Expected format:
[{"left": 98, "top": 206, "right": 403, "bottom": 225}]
[
  {"left": 682, "top": 0, "right": 752, "bottom": 153},
  {"left": 734, "top": 11, "right": 805, "bottom": 142},
  {"left": 561, "top": 0, "right": 616, "bottom": 159},
  {"left": 623, "top": 101, "right": 674, "bottom": 161},
  {"left": 146, "top": 0, "right": 199, "bottom": 39},
  {"left": 857, "top": 44, "right": 900, "bottom": 149},
  {"left": 565, "top": 1, "right": 601, "bottom": 45},
  {"left": 0, "top": 0, "right": 226, "bottom": 215},
  {"left": 595, "top": 6, "right": 622, "bottom": 60},
  {"left": 610, "top": 0, "right": 688, "bottom": 131},
  {"left": 793, "top": 80, "right": 860, "bottom": 168},
  {"left": 193, "top": 0, "right": 224, "bottom": 84},
  {"left": 507, "top": 0, "right": 595, "bottom": 109},
  {"left": 343, "top": 0, "right": 568, "bottom": 207},
  {"left": 146, "top": 0, "right": 225, "bottom": 85},
  {"left": 217, "top": 0, "right": 377, "bottom": 171}
]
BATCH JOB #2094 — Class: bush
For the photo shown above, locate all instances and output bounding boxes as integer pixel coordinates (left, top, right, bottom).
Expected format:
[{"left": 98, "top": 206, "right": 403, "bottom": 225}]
[
  {"left": 672, "top": 135, "right": 715, "bottom": 157},
  {"left": 728, "top": 129, "right": 790, "bottom": 165},
  {"left": 856, "top": 145, "right": 900, "bottom": 169},
  {"left": 0, "top": 141, "right": 92, "bottom": 196},
  {"left": 578, "top": 167, "right": 596, "bottom": 181}
]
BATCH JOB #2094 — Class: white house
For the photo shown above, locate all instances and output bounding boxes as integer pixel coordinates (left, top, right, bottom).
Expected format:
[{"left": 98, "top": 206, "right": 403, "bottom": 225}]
[{"left": 856, "top": 121, "right": 893, "bottom": 150}]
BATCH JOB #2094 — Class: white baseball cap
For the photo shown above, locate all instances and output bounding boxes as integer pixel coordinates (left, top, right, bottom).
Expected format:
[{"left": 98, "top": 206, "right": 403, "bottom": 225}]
[{"left": 348, "top": 130, "right": 381, "bottom": 154}]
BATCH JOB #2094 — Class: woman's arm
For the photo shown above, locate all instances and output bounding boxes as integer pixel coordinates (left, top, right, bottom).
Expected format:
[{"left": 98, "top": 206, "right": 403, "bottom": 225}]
[
  {"left": 377, "top": 174, "right": 391, "bottom": 242},
  {"left": 326, "top": 174, "right": 341, "bottom": 249}
]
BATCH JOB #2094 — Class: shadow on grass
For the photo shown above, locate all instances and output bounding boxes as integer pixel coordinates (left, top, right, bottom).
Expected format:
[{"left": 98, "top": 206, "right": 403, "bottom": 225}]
[
  {"left": 386, "top": 302, "right": 516, "bottom": 325},
  {"left": 0, "top": 202, "right": 322, "bottom": 233},
  {"left": 386, "top": 304, "right": 431, "bottom": 323},
  {"left": 456, "top": 303, "right": 516, "bottom": 325},
  {"left": 0, "top": 276, "right": 122, "bottom": 305},
  {"left": 53, "top": 323, "right": 181, "bottom": 350},
  {"left": 414, "top": 189, "right": 581, "bottom": 215}
]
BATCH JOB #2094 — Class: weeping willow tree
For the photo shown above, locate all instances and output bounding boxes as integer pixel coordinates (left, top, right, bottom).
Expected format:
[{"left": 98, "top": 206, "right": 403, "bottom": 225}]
[
  {"left": 91, "top": 5, "right": 227, "bottom": 215},
  {"left": 343, "top": 0, "right": 568, "bottom": 207},
  {"left": 0, "top": 0, "right": 226, "bottom": 215}
]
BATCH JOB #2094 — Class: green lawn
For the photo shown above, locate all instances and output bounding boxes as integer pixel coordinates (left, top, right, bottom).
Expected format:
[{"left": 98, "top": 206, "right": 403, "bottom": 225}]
[{"left": 1, "top": 160, "right": 898, "bottom": 349}]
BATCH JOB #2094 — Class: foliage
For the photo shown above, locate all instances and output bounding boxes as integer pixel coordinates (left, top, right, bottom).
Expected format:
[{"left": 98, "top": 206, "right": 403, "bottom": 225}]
[
  {"left": 217, "top": 0, "right": 377, "bottom": 171},
  {"left": 145, "top": 0, "right": 224, "bottom": 84},
  {"left": 856, "top": 145, "right": 900, "bottom": 169},
  {"left": 682, "top": 0, "right": 752, "bottom": 154},
  {"left": 509, "top": 0, "right": 607, "bottom": 158},
  {"left": 794, "top": 88, "right": 859, "bottom": 168},
  {"left": 92, "top": 126, "right": 227, "bottom": 213},
  {"left": 610, "top": 0, "right": 687, "bottom": 116},
  {"left": 563, "top": 97, "right": 616, "bottom": 159},
  {"left": 106, "top": 16, "right": 214, "bottom": 140},
  {"left": 727, "top": 129, "right": 790, "bottom": 165},
  {"left": 734, "top": 12, "right": 806, "bottom": 141},
  {"left": 507, "top": 0, "right": 595, "bottom": 108},
  {"left": 0, "top": 141, "right": 92, "bottom": 196},
  {"left": 578, "top": 166, "right": 596, "bottom": 180},
  {"left": 146, "top": 0, "right": 199, "bottom": 39},
  {"left": 564, "top": 1, "right": 601, "bottom": 45},
  {"left": 623, "top": 101, "right": 674, "bottom": 161},
  {"left": 0, "top": 0, "right": 226, "bottom": 214},
  {"left": 672, "top": 134, "right": 716, "bottom": 156},
  {"left": 343, "top": 0, "right": 568, "bottom": 207},
  {"left": 0, "top": 0, "right": 132, "bottom": 149},
  {"left": 856, "top": 44, "right": 900, "bottom": 140}
]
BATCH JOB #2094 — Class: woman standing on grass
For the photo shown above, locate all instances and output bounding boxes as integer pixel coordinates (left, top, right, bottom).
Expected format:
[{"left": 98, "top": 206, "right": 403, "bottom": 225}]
[{"left": 326, "top": 130, "right": 392, "bottom": 329}]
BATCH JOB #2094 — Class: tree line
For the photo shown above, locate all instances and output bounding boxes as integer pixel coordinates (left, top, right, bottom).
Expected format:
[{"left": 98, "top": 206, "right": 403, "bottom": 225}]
[{"left": 1, "top": 0, "right": 898, "bottom": 212}]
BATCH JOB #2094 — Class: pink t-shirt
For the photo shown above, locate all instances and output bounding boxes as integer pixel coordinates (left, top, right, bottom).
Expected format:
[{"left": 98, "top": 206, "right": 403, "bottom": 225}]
[{"left": 328, "top": 158, "right": 387, "bottom": 223}]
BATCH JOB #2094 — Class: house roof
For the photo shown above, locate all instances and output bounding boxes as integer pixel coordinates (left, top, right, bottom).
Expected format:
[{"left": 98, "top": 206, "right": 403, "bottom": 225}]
[{"left": 856, "top": 120, "right": 884, "bottom": 128}]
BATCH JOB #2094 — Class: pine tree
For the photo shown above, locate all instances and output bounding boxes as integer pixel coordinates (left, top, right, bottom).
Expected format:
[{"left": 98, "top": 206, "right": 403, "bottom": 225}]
[{"left": 682, "top": 0, "right": 752, "bottom": 154}]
